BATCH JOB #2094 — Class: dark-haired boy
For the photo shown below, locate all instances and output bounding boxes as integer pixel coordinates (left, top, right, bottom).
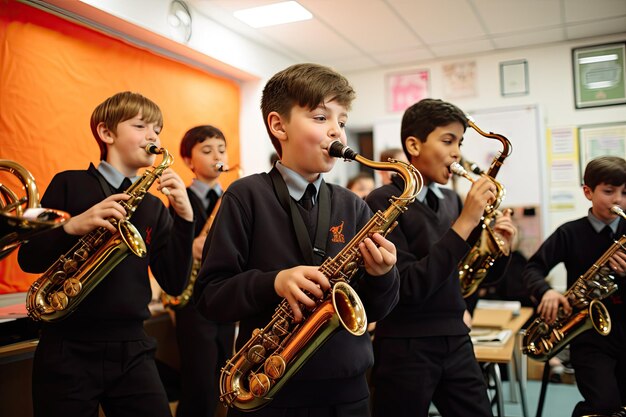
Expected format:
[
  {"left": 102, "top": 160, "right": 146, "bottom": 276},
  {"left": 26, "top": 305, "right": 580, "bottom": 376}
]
[
  {"left": 194, "top": 63, "right": 400, "bottom": 417},
  {"left": 366, "top": 98, "right": 516, "bottom": 417},
  {"left": 171, "top": 125, "right": 235, "bottom": 417},
  {"left": 19, "top": 91, "right": 194, "bottom": 417},
  {"left": 523, "top": 156, "right": 626, "bottom": 417}
]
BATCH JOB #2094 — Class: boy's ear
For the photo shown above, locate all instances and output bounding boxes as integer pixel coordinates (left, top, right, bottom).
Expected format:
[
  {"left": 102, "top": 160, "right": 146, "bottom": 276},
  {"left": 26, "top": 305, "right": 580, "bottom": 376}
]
[
  {"left": 268, "top": 111, "right": 287, "bottom": 143},
  {"left": 582, "top": 184, "right": 594, "bottom": 201},
  {"left": 405, "top": 136, "right": 421, "bottom": 157},
  {"left": 182, "top": 156, "right": 193, "bottom": 170},
  {"left": 96, "top": 122, "right": 115, "bottom": 145}
]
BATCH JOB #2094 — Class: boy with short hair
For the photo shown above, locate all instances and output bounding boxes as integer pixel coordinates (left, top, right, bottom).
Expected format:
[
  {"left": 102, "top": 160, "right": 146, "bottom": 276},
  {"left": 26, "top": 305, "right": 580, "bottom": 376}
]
[
  {"left": 19, "top": 91, "right": 194, "bottom": 417},
  {"left": 366, "top": 98, "right": 516, "bottom": 417},
  {"left": 172, "top": 125, "right": 235, "bottom": 417},
  {"left": 193, "top": 63, "right": 400, "bottom": 417},
  {"left": 523, "top": 156, "right": 626, "bottom": 417}
]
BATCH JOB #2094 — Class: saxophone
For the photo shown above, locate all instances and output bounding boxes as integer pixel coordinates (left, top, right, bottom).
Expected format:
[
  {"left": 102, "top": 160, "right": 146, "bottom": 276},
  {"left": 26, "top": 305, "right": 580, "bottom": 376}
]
[
  {"left": 450, "top": 116, "right": 512, "bottom": 298},
  {"left": 522, "top": 205, "right": 626, "bottom": 362},
  {"left": 26, "top": 144, "right": 173, "bottom": 322},
  {"left": 219, "top": 140, "right": 422, "bottom": 411},
  {"left": 1, "top": 160, "right": 70, "bottom": 260}
]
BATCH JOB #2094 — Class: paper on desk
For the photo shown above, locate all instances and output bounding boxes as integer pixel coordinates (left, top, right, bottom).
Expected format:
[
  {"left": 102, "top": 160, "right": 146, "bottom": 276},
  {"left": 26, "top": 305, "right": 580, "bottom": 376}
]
[{"left": 471, "top": 328, "right": 512, "bottom": 346}]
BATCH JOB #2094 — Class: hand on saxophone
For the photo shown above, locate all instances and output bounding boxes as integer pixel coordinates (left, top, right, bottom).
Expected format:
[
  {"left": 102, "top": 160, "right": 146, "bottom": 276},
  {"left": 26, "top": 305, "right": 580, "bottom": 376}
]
[
  {"left": 493, "top": 209, "right": 517, "bottom": 254},
  {"left": 538, "top": 289, "right": 572, "bottom": 324},
  {"left": 192, "top": 235, "right": 207, "bottom": 261},
  {"left": 608, "top": 250, "right": 626, "bottom": 277},
  {"left": 359, "top": 232, "right": 397, "bottom": 276},
  {"left": 274, "top": 266, "right": 331, "bottom": 322},
  {"left": 62, "top": 193, "right": 130, "bottom": 235},
  {"left": 158, "top": 168, "right": 193, "bottom": 222},
  {"left": 452, "top": 176, "right": 496, "bottom": 240}
]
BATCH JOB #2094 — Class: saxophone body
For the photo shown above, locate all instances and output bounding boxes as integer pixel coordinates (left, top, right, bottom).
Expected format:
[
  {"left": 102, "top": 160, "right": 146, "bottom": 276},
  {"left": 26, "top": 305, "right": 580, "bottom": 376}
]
[
  {"left": 26, "top": 144, "right": 173, "bottom": 322},
  {"left": 219, "top": 141, "right": 422, "bottom": 411},
  {"left": 1, "top": 160, "right": 70, "bottom": 260},
  {"left": 522, "top": 206, "right": 626, "bottom": 361},
  {"left": 452, "top": 117, "right": 512, "bottom": 298}
]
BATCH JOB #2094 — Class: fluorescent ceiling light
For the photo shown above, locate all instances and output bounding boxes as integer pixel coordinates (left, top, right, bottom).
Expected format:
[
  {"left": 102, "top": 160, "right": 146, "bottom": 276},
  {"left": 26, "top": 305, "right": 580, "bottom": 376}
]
[
  {"left": 234, "top": 1, "right": 312, "bottom": 28},
  {"left": 578, "top": 54, "right": 618, "bottom": 64}
]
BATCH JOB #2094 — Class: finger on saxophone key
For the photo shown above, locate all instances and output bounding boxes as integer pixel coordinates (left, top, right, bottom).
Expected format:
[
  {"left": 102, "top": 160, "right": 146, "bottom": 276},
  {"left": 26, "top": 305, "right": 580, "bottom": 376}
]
[{"left": 161, "top": 187, "right": 170, "bottom": 196}]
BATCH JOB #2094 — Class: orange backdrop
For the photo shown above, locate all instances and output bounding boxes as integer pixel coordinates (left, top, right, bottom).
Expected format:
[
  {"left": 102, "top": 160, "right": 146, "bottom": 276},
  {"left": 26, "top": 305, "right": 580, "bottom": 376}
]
[{"left": 0, "top": 1, "right": 240, "bottom": 293}]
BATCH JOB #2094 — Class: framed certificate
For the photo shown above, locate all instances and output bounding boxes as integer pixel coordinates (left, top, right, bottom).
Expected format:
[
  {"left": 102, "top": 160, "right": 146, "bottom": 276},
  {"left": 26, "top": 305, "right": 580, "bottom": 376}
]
[
  {"left": 500, "top": 60, "right": 529, "bottom": 96},
  {"left": 573, "top": 42, "right": 626, "bottom": 109}
]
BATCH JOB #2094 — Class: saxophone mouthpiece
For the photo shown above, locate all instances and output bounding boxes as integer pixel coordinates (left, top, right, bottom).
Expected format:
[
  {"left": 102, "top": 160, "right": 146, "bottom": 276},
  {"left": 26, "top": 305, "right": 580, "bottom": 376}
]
[
  {"left": 328, "top": 140, "right": 358, "bottom": 160},
  {"left": 215, "top": 162, "right": 226, "bottom": 172},
  {"left": 145, "top": 143, "right": 163, "bottom": 155},
  {"left": 611, "top": 206, "right": 626, "bottom": 219}
]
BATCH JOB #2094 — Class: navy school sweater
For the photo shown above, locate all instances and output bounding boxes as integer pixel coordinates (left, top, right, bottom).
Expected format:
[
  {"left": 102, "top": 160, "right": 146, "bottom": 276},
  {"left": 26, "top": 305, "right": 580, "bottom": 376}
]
[
  {"left": 18, "top": 164, "right": 195, "bottom": 340},
  {"left": 193, "top": 172, "right": 400, "bottom": 407}
]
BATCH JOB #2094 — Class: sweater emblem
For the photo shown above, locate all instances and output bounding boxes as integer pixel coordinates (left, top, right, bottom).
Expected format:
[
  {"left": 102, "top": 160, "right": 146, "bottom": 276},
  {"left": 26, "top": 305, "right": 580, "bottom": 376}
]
[
  {"left": 330, "top": 221, "right": 345, "bottom": 243},
  {"left": 145, "top": 226, "right": 153, "bottom": 245}
]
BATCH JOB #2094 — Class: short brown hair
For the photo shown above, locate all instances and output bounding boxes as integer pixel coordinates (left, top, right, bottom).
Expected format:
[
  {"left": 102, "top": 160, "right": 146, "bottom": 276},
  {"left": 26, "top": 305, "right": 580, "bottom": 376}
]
[
  {"left": 180, "top": 125, "right": 226, "bottom": 159},
  {"left": 260, "top": 63, "right": 356, "bottom": 157},
  {"left": 583, "top": 156, "right": 626, "bottom": 190},
  {"left": 90, "top": 92, "right": 163, "bottom": 160}
]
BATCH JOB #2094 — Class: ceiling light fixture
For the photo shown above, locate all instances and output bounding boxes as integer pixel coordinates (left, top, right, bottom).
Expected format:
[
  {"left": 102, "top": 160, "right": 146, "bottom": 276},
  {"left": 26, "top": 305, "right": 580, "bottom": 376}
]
[
  {"left": 233, "top": 1, "right": 312, "bottom": 29},
  {"left": 168, "top": 0, "right": 192, "bottom": 43}
]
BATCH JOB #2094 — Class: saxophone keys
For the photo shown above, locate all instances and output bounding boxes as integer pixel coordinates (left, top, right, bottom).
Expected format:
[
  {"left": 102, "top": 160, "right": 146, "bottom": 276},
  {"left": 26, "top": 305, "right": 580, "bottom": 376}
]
[
  {"left": 73, "top": 248, "right": 89, "bottom": 262},
  {"left": 63, "top": 258, "right": 79, "bottom": 273},
  {"left": 63, "top": 278, "right": 82, "bottom": 297},
  {"left": 49, "top": 291, "right": 69, "bottom": 311},
  {"left": 272, "top": 318, "right": 290, "bottom": 337},
  {"left": 261, "top": 334, "right": 280, "bottom": 351},
  {"left": 50, "top": 270, "right": 67, "bottom": 284},
  {"left": 246, "top": 345, "right": 266, "bottom": 364},
  {"left": 264, "top": 354, "right": 286, "bottom": 379},
  {"left": 248, "top": 372, "right": 271, "bottom": 398}
]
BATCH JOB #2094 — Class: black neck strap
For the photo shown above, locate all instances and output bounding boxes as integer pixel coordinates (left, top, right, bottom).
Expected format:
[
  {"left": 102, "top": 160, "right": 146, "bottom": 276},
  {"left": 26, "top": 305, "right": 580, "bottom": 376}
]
[{"left": 269, "top": 168, "right": 330, "bottom": 265}]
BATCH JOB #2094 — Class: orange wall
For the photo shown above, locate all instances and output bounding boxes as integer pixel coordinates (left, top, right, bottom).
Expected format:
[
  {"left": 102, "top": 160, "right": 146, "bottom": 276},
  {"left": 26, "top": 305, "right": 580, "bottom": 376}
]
[{"left": 0, "top": 1, "right": 240, "bottom": 293}]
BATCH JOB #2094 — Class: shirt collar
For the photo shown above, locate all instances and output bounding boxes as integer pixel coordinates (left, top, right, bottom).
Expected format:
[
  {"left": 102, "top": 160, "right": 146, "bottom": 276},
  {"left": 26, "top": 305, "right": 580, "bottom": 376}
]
[
  {"left": 189, "top": 178, "right": 223, "bottom": 204},
  {"left": 587, "top": 208, "right": 620, "bottom": 234},
  {"left": 274, "top": 161, "right": 323, "bottom": 202},
  {"left": 97, "top": 161, "right": 140, "bottom": 189},
  {"left": 416, "top": 182, "right": 444, "bottom": 203}
]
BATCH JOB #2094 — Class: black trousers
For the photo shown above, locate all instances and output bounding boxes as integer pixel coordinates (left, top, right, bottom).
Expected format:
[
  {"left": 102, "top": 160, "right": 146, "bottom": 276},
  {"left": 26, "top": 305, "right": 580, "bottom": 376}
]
[
  {"left": 226, "top": 397, "right": 370, "bottom": 417},
  {"left": 33, "top": 332, "right": 171, "bottom": 417},
  {"left": 371, "top": 334, "right": 493, "bottom": 417},
  {"left": 570, "top": 331, "right": 626, "bottom": 417},
  {"left": 175, "top": 304, "right": 235, "bottom": 417}
]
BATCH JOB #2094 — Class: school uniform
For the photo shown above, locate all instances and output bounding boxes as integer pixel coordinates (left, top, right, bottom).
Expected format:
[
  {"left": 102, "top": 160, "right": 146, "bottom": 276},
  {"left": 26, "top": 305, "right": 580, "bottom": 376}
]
[
  {"left": 366, "top": 175, "right": 493, "bottom": 417},
  {"left": 172, "top": 180, "right": 235, "bottom": 417},
  {"left": 523, "top": 212, "right": 626, "bottom": 417},
  {"left": 18, "top": 162, "right": 194, "bottom": 417},
  {"left": 193, "top": 162, "right": 400, "bottom": 417}
]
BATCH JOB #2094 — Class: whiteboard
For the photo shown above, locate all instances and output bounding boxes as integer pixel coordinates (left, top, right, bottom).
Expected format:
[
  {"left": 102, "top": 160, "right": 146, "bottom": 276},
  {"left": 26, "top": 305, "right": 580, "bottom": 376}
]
[{"left": 373, "top": 105, "right": 548, "bottom": 233}]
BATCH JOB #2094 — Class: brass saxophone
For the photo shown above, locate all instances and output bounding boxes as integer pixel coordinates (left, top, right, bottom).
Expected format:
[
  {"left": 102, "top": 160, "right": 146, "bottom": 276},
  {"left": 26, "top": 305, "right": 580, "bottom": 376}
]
[
  {"left": 1, "top": 160, "right": 70, "bottom": 260},
  {"left": 219, "top": 140, "right": 422, "bottom": 411},
  {"left": 450, "top": 116, "right": 512, "bottom": 298},
  {"left": 26, "top": 144, "right": 173, "bottom": 322},
  {"left": 522, "top": 206, "right": 626, "bottom": 362}
]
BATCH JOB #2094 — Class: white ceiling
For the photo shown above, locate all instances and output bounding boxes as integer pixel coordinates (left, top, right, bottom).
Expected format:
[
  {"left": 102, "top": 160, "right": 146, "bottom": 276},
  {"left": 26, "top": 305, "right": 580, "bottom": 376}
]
[{"left": 189, "top": 0, "right": 626, "bottom": 73}]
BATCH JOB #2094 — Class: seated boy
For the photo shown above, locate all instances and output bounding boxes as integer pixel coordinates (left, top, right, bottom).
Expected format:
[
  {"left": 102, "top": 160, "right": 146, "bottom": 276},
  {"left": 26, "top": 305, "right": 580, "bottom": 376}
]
[
  {"left": 18, "top": 91, "right": 194, "bottom": 417},
  {"left": 523, "top": 156, "right": 626, "bottom": 417},
  {"left": 194, "top": 63, "right": 400, "bottom": 417}
]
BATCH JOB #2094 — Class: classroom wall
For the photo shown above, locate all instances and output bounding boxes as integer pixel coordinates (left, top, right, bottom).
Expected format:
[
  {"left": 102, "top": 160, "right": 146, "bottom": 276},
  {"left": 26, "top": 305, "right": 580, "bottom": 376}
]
[{"left": 345, "top": 33, "right": 626, "bottom": 290}]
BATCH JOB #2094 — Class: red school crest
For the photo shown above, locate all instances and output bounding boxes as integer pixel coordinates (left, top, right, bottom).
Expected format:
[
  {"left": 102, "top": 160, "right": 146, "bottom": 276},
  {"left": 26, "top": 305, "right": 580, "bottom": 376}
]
[
  {"left": 330, "top": 221, "right": 345, "bottom": 243},
  {"left": 145, "top": 226, "right": 152, "bottom": 245}
]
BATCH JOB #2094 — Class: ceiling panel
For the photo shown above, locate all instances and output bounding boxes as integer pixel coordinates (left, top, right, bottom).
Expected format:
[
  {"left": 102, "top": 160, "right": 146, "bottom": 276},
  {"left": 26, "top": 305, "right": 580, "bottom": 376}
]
[
  {"left": 564, "top": 0, "right": 626, "bottom": 22},
  {"left": 492, "top": 27, "right": 565, "bottom": 50},
  {"left": 566, "top": 18, "right": 626, "bottom": 40},
  {"left": 430, "top": 38, "right": 494, "bottom": 57},
  {"left": 371, "top": 47, "right": 436, "bottom": 67},
  {"left": 475, "top": 0, "right": 562, "bottom": 34}
]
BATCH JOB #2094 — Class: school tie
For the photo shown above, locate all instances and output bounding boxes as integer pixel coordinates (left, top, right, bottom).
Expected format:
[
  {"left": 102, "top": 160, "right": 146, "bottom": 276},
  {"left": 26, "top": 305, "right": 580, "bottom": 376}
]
[
  {"left": 117, "top": 177, "right": 132, "bottom": 193},
  {"left": 602, "top": 225, "right": 614, "bottom": 241},
  {"left": 299, "top": 184, "right": 316, "bottom": 211},
  {"left": 426, "top": 188, "right": 439, "bottom": 212},
  {"left": 206, "top": 189, "right": 219, "bottom": 216}
]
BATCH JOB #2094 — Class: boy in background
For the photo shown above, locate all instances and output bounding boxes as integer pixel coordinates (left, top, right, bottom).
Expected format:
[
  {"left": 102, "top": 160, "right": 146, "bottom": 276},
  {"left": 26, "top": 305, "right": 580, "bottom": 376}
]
[
  {"left": 172, "top": 125, "right": 235, "bottom": 417},
  {"left": 366, "top": 98, "right": 516, "bottom": 417},
  {"left": 19, "top": 91, "right": 194, "bottom": 417},
  {"left": 194, "top": 63, "right": 400, "bottom": 417},
  {"left": 523, "top": 156, "right": 626, "bottom": 417}
]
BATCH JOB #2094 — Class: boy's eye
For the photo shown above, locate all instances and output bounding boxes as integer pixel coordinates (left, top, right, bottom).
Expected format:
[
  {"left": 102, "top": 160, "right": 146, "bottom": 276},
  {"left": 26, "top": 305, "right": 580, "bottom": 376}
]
[
  {"left": 314, "top": 115, "right": 326, "bottom": 121},
  {"left": 339, "top": 121, "right": 346, "bottom": 128}
]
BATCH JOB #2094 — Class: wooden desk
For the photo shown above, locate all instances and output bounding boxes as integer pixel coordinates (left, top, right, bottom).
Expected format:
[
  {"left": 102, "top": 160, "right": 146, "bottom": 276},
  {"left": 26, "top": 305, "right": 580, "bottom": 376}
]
[{"left": 473, "top": 307, "right": 534, "bottom": 417}]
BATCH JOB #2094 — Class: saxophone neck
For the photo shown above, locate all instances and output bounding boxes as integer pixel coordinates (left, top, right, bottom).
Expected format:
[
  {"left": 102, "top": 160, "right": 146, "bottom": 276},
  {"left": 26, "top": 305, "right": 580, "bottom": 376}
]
[{"left": 466, "top": 116, "right": 512, "bottom": 179}]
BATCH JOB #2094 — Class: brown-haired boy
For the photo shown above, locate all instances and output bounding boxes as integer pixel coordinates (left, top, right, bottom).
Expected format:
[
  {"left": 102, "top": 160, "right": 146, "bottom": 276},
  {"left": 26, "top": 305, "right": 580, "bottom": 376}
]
[
  {"left": 194, "top": 63, "right": 400, "bottom": 417},
  {"left": 19, "top": 91, "right": 194, "bottom": 417},
  {"left": 524, "top": 156, "right": 626, "bottom": 417}
]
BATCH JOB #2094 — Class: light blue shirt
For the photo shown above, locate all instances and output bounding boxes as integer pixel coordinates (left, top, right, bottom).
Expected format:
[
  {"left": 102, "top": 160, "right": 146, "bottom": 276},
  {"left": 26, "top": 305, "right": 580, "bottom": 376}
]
[
  {"left": 587, "top": 208, "right": 619, "bottom": 236},
  {"left": 274, "top": 162, "right": 323, "bottom": 204},
  {"left": 189, "top": 178, "right": 223, "bottom": 211},
  {"left": 416, "top": 182, "right": 444, "bottom": 204},
  {"left": 97, "top": 161, "right": 140, "bottom": 189}
]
